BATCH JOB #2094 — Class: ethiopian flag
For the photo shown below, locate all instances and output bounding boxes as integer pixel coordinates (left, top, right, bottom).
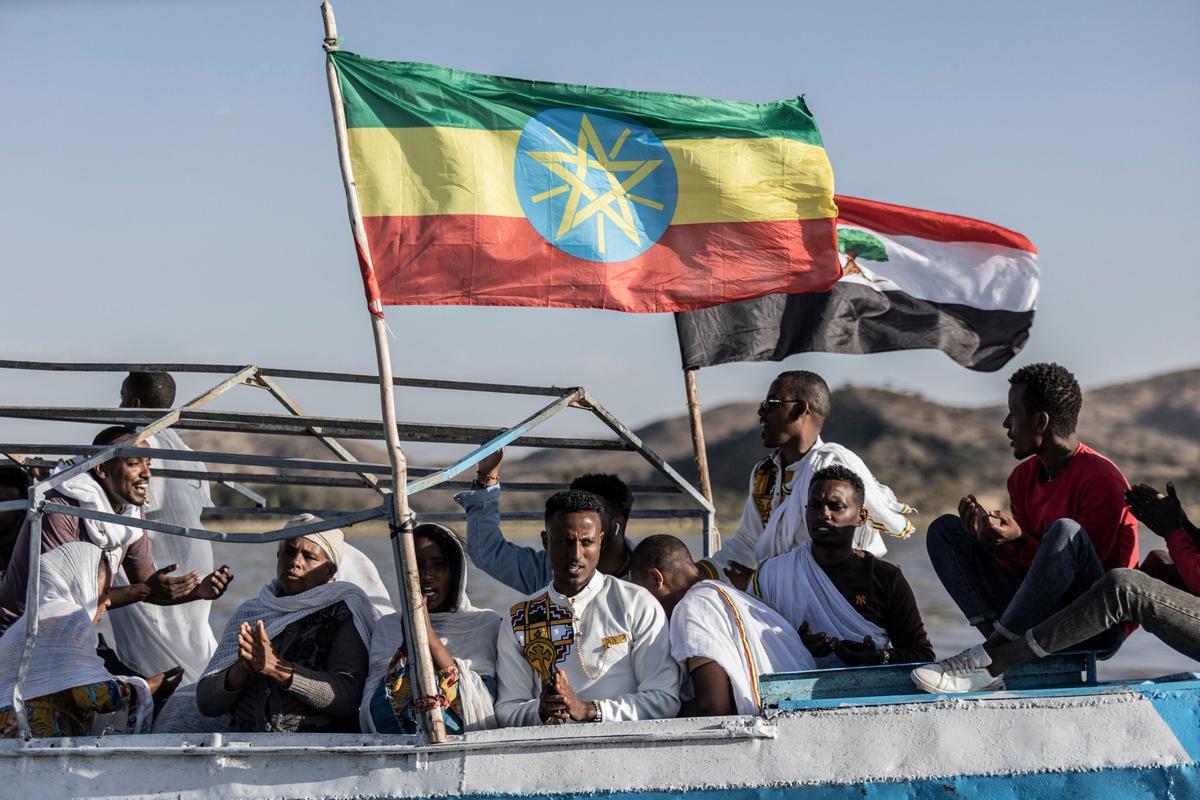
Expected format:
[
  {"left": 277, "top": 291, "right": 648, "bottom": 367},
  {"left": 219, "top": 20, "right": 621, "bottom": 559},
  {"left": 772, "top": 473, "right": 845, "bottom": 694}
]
[{"left": 329, "top": 52, "right": 839, "bottom": 314}]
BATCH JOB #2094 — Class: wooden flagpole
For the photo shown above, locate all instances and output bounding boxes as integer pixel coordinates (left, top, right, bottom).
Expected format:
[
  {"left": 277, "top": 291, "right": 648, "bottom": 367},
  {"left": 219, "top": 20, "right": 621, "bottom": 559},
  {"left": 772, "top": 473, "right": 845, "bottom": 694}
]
[
  {"left": 319, "top": 0, "right": 446, "bottom": 743},
  {"left": 673, "top": 316, "right": 719, "bottom": 556},
  {"left": 682, "top": 368, "right": 714, "bottom": 506}
]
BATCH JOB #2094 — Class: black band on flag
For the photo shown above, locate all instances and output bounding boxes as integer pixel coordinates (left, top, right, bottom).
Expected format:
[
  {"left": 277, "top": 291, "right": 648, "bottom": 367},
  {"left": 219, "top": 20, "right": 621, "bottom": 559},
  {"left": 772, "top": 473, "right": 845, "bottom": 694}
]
[{"left": 676, "top": 283, "right": 1033, "bottom": 373}]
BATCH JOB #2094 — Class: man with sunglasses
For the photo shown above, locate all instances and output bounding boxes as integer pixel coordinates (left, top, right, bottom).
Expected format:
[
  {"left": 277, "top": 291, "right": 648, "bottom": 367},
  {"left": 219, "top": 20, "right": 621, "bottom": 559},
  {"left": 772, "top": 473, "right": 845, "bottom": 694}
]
[{"left": 698, "top": 371, "right": 913, "bottom": 590}]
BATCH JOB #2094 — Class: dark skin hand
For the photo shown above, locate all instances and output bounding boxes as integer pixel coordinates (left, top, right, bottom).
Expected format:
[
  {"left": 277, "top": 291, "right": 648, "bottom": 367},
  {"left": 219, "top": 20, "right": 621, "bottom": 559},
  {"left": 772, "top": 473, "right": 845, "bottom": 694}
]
[
  {"left": 957, "top": 495, "right": 1022, "bottom": 548},
  {"left": 538, "top": 669, "right": 596, "bottom": 724},
  {"left": 146, "top": 665, "right": 185, "bottom": 710},
  {"left": 1126, "top": 482, "right": 1192, "bottom": 539},
  {"left": 109, "top": 563, "right": 233, "bottom": 609},
  {"left": 798, "top": 621, "right": 838, "bottom": 658},
  {"left": 724, "top": 561, "right": 754, "bottom": 591},
  {"left": 834, "top": 635, "right": 883, "bottom": 667},
  {"left": 225, "top": 620, "right": 294, "bottom": 691}
]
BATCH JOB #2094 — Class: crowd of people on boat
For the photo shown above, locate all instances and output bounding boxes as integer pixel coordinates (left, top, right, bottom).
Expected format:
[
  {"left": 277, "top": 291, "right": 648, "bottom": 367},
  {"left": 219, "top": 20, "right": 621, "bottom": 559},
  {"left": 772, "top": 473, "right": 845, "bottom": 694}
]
[{"left": 0, "top": 363, "right": 1196, "bottom": 738}]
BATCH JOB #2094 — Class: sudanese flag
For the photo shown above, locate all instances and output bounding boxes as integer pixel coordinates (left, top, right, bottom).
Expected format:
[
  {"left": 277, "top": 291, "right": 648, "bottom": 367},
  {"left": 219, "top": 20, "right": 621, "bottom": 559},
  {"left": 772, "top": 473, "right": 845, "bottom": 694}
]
[{"left": 676, "top": 195, "right": 1039, "bottom": 372}]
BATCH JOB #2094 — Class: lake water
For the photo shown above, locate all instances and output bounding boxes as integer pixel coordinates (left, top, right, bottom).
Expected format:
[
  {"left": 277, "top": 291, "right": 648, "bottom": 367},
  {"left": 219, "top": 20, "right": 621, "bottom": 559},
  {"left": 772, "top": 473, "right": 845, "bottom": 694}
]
[{"left": 198, "top": 528, "right": 1194, "bottom": 681}]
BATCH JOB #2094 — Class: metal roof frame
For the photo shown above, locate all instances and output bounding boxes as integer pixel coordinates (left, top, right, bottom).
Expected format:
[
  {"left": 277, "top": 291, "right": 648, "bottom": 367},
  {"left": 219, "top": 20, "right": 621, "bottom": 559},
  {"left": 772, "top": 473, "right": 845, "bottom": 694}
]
[{"left": 0, "top": 359, "right": 715, "bottom": 740}]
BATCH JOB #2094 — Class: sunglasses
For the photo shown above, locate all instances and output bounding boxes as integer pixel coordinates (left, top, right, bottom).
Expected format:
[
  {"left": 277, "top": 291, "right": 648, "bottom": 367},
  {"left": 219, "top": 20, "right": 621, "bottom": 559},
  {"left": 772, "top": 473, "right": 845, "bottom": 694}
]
[{"left": 758, "top": 398, "right": 803, "bottom": 413}]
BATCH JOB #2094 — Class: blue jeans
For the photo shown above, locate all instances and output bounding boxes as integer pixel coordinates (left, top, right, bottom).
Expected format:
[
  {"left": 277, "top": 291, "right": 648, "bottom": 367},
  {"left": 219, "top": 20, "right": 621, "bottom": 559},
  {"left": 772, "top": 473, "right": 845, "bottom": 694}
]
[{"left": 926, "top": 514, "right": 1120, "bottom": 644}]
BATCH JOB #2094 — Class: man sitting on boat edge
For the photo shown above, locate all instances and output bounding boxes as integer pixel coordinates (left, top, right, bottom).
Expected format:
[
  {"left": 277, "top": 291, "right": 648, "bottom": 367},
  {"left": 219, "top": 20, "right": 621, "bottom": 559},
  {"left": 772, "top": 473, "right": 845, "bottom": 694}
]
[
  {"left": 0, "top": 425, "right": 232, "bottom": 637},
  {"left": 752, "top": 466, "right": 935, "bottom": 668},
  {"left": 914, "top": 481, "right": 1200, "bottom": 691},
  {"left": 915, "top": 362, "right": 1138, "bottom": 693},
  {"left": 630, "top": 534, "right": 813, "bottom": 717},
  {"left": 494, "top": 490, "right": 680, "bottom": 726},
  {"left": 454, "top": 448, "right": 636, "bottom": 594},
  {"left": 698, "top": 370, "right": 914, "bottom": 589}
]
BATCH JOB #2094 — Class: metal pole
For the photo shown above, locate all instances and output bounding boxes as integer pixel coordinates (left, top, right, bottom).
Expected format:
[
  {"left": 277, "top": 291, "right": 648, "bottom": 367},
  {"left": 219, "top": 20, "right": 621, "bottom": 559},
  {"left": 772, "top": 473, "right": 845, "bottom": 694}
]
[
  {"left": 11, "top": 498, "right": 44, "bottom": 740},
  {"left": 320, "top": 0, "right": 446, "bottom": 742}
]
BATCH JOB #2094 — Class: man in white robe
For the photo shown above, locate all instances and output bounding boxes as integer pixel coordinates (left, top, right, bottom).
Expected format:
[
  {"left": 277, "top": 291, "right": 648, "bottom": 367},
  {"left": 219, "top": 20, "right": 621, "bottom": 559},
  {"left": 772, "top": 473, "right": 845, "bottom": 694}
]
[
  {"left": 698, "top": 371, "right": 913, "bottom": 588},
  {"left": 107, "top": 371, "right": 220, "bottom": 681},
  {"left": 630, "top": 535, "right": 813, "bottom": 717},
  {"left": 753, "top": 466, "right": 934, "bottom": 669},
  {"left": 495, "top": 490, "right": 680, "bottom": 726}
]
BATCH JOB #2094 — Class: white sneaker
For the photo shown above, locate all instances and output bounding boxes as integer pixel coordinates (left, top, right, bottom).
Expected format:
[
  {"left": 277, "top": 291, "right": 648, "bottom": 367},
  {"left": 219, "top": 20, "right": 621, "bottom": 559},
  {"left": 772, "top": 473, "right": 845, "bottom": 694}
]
[{"left": 910, "top": 645, "right": 1006, "bottom": 694}]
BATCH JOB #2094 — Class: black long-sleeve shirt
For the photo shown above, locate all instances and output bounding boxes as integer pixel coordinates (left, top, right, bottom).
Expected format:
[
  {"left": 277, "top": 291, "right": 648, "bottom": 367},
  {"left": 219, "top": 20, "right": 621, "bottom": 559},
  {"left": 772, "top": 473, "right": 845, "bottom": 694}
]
[{"left": 818, "top": 552, "right": 935, "bottom": 664}]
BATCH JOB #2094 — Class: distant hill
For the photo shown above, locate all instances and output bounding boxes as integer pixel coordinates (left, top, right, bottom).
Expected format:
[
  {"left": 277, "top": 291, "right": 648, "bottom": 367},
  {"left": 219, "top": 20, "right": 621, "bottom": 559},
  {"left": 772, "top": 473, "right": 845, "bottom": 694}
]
[
  {"left": 505, "top": 368, "right": 1200, "bottom": 520},
  {"left": 182, "top": 368, "right": 1200, "bottom": 523}
]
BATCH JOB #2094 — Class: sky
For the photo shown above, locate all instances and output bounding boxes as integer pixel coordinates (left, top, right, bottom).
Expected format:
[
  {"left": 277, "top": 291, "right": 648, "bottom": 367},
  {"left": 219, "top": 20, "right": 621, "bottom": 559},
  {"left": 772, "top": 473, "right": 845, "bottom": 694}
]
[{"left": 1, "top": 0, "right": 1197, "bottom": 449}]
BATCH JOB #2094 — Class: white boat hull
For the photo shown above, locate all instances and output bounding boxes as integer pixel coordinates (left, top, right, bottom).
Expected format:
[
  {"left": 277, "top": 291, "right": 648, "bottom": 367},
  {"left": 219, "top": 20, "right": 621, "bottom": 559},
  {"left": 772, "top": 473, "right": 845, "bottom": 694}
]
[{"left": 4, "top": 678, "right": 1197, "bottom": 799}]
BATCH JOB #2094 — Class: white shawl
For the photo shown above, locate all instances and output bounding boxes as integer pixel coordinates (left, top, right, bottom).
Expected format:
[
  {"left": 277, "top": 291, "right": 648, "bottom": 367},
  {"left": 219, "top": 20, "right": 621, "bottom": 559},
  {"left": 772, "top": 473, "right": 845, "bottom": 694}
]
[
  {"left": 0, "top": 542, "right": 153, "bottom": 732},
  {"left": 154, "top": 558, "right": 384, "bottom": 735},
  {"left": 52, "top": 470, "right": 145, "bottom": 573},
  {"left": 754, "top": 439, "right": 913, "bottom": 563},
  {"left": 108, "top": 429, "right": 217, "bottom": 682},
  {"left": 205, "top": 579, "right": 378, "bottom": 678},
  {"left": 753, "top": 542, "right": 889, "bottom": 669},
  {"left": 670, "top": 581, "right": 814, "bottom": 715},
  {"left": 359, "top": 526, "right": 500, "bottom": 733}
]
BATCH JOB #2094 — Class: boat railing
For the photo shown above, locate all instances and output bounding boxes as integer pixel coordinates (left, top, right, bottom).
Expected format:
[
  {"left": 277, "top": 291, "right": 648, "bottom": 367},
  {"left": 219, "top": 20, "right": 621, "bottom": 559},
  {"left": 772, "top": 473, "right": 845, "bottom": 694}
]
[{"left": 0, "top": 359, "right": 715, "bottom": 741}]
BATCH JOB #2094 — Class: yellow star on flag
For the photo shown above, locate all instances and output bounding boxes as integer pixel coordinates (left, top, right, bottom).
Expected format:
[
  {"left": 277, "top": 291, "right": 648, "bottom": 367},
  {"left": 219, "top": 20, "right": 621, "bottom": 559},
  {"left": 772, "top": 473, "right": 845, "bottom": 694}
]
[{"left": 524, "top": 114, "right": 665, "bottom": 255}]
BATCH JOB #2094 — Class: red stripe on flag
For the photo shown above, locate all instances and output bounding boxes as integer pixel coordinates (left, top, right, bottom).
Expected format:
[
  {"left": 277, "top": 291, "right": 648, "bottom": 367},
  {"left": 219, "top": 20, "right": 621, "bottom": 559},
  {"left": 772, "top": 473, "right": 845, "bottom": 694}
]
[
  {"left": 835, "top": 195, "right": 1036, "bottom": 253},
  {"left": 362, "top": 215, "right": 840, "bottom": 314},
  {"left": 354, "top": 239, "right": 384, "bottom": 318}
]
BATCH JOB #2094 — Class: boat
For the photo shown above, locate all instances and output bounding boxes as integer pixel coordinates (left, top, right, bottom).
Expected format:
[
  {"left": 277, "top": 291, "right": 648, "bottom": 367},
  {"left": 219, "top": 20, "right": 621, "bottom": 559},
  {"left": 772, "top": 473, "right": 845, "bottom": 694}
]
[
  {"left": 2, "top": 4, "right": 1196, "bottom": 795},
  {"left": 0, "top": 359, "right": 1195, "bottom": 799}
]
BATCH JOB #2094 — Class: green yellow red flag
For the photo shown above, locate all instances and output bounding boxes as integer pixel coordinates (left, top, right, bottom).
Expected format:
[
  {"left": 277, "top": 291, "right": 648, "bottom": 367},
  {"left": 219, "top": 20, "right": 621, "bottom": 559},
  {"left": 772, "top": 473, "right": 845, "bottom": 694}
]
[{"left": 330, "top": 51, "right": 839, "bottom": 314}]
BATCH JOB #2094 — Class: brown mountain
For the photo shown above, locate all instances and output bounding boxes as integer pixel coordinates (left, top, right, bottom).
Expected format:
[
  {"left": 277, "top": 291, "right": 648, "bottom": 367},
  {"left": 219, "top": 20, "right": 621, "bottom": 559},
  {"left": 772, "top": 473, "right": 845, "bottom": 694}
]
[
  {"left": 181, "top": 368, "right": 1200, "bottom": 522},
  {"left": 506, "top": 368, "right": 1200, "bottom": 520}
]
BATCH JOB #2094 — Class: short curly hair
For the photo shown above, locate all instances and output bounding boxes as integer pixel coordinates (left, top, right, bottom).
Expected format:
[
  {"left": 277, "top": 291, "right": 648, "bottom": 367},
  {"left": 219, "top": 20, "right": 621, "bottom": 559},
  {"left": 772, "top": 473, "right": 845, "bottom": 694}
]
[
  {"left": 544, "top": 489, "right": 607, "bottom": 527},
  {"left": 570, "top": 473, "right": 634, "bottom": 524},
  {"left": 810, "top": 464, "right": 865, "bottom": 505},
  {"left": 1009, "top": 362, "right": 1082, "bottom": 437}
]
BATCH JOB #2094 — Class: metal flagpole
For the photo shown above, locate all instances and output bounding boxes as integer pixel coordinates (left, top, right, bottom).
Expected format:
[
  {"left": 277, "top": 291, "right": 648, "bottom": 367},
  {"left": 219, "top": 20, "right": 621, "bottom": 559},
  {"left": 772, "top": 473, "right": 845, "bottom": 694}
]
[{"left": 319, "top": 0, "right": 447, "bottom": 743}]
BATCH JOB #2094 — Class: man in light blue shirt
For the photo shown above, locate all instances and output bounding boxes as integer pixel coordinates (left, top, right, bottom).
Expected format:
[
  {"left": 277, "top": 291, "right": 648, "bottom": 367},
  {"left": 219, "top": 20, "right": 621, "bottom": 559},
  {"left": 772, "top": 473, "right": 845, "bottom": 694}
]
[{"left": 454, "top": 449, "right": 635, "bottom": 595}]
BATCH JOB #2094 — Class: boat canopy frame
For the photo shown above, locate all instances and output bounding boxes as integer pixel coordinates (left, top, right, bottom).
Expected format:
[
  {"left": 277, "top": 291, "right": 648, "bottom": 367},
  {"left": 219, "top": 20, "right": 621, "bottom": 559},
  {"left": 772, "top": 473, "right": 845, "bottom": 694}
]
[{"left": 0, "top": 359, "right": 716, "bottom": 741}]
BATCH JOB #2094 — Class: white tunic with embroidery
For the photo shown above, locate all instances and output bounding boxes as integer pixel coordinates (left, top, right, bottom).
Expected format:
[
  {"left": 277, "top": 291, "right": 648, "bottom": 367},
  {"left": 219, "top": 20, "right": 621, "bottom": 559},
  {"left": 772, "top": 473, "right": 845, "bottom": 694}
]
[{"left": 495, "top": 571, "right": 680, "bottom": 726}]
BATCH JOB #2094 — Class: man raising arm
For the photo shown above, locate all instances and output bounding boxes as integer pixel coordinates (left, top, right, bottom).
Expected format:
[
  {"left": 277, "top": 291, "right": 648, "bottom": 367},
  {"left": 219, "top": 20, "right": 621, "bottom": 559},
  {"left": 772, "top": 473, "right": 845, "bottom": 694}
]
[{"left": 455, "top": 450, "right": 637, "bottom": 594}]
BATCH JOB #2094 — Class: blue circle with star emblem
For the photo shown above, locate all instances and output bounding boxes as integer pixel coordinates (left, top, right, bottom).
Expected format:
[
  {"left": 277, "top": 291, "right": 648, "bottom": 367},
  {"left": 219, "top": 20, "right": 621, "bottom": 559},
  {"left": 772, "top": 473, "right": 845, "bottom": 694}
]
[{"left": 514, "top": 108, "right": 678, "bottom": 263}]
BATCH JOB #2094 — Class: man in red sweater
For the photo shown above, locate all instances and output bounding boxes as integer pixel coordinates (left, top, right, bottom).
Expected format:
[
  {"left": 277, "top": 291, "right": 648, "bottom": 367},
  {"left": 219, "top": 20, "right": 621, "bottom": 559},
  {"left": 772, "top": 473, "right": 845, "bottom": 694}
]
[
  {"left": 912, "top": 363, "right": 1139, "bottom": 693},
  {"left": 915, "top": 482, "right": 1199, "bottom": 688}
]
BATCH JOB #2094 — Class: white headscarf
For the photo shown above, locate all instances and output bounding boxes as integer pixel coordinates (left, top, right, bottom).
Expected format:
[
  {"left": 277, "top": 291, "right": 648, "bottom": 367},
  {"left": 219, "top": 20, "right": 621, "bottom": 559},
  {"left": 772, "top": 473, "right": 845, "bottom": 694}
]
[
  {"left": 204, "top": 577, "right": 378, "bottom": 680},
  {"left": 52, "top": 469, "right": 145, "bottom": 573},
  {"left": 754, "top": 440, "right": 914, "bottom": 563},
  {"left": 752, "top": 541, "right": 889, "bottom": 669},
  {"left": 0, "top": 542, "right": 152, "bottom": 731},
  {"left": 154, "top": 528, "right": 389, "bottom": 734},
  {"left": 360, "top": 524, "right": 501, "bottom": 733},
  {"left": 284, "top": 515, "right": 391, "bottom": 616}
]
